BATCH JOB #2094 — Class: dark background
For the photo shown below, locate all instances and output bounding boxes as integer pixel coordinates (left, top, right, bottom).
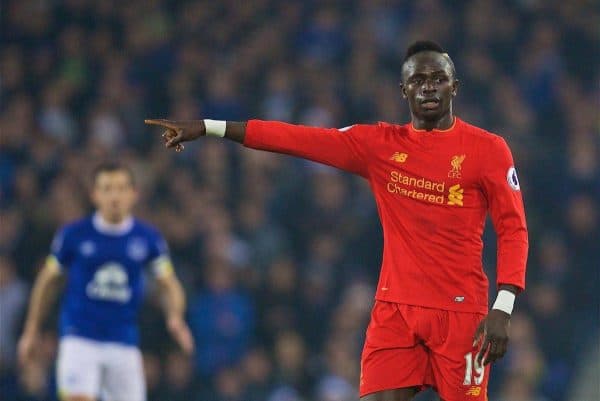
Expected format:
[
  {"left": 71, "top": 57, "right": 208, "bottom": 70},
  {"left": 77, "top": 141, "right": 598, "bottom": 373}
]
[{"left": 1, "top": 1, "right": 598, "bottom": 400}]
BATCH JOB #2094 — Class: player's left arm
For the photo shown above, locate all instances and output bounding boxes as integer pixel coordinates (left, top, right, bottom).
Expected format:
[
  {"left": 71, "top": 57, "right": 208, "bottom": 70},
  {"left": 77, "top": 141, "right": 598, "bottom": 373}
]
[
  {"left": 150, "top": 248, "right": 195, "bottom": 354},
  {"left": 474, "top": 136, "right": 529, "bottom": 365},
  {"left": 155, "top": 270, "right": 194, "bottom": 354}
]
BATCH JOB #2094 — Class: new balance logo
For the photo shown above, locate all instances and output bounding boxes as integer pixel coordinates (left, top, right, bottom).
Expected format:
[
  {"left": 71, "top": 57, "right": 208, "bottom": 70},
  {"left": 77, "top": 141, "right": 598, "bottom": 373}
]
[
  {"left": 465, "top": 386, "right": 481, "bottom": 396},
  {"left": 390, "top": 152, "right": 408, "bottom": 163},
  {"left": 447, "top": 184, "right": 464, "bottom": 206}
]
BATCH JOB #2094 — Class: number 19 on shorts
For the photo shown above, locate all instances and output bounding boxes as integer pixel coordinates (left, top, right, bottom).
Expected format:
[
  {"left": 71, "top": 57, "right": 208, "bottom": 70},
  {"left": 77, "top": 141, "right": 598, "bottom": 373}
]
[{"left": 463, "top": 352, "right": 485, "bottom": 385}]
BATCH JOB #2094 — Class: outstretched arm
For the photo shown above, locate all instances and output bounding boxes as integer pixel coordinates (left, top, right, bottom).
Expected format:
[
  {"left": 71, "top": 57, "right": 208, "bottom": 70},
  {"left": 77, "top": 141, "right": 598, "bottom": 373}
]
[
  {"left": 145, "top": 119, "right": 370, "bottom": 177},
  {"left": 18, "top": 258, "right": 63, "bottom": 365},
  {"left": 144, "top": 119, "right": 246, "bottom": 147}
]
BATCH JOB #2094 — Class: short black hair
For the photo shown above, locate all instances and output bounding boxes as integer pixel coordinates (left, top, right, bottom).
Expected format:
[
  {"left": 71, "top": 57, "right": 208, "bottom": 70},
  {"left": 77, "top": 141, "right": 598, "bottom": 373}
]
[
  {"left": 92, "top": 162, "right": 135, "bottom": 186},
  {"left": 403, "top": 40, "right": 446, "bottom": 62},
  {"left": 402, "top": 40, "right": 456, "bottom": 78}
]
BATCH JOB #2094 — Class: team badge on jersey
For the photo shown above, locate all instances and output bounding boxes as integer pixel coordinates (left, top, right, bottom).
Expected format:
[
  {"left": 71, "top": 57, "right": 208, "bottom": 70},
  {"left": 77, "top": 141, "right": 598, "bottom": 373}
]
[
  {"left": 79, "top": 241, "right": 96, "bottom": 257},
  {"left": 506, "top": 166, "right": 520, "bottom": 191},
  {"left": 127, "top": 237, "right": 148, "bottom": 261},
  {"left": 448, "top": 154, "right": 466, "bottom": 178}
]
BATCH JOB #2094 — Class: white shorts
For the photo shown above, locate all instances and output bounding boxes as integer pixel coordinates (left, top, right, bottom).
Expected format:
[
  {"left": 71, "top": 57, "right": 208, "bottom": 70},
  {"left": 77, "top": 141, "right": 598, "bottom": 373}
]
[{"left": 57, "top": 336, "right": 145, "bottom": 401}]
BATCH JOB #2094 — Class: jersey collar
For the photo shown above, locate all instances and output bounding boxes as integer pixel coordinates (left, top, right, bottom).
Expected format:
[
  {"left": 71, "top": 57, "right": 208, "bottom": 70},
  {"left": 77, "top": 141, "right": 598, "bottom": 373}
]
[
  {"left": 93, "top": 212, "right": 134, "bottom": 236},
  {"left": 410, "top": 117, "right": 458, "bottom": 133}
]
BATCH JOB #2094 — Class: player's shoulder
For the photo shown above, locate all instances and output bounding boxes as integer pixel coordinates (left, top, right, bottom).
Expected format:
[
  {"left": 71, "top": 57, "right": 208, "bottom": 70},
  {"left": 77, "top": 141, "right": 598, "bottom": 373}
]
[
  {"left": 131, "top": 218, "right": 164, "bottom": 239},
  {"left": 132, "top": 219, "right": 170, "bottom": 255},
  {"left": 57, "top": 216, "right": 94, "bottom": 237},
  {"left": 457, "top": 118, "right": 508, "bottom": 147},
  {"left": 51, "top": 216, "right": 93, "bottom": 253},
  {"left": 458, "top": 118, "right": 495, "bottom": 138}
]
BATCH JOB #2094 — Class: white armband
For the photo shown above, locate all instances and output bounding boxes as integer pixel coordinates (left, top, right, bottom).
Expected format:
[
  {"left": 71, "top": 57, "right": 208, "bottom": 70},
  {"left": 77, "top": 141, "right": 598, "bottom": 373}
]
[
  {"left": 492, "top": 290, "right": 516, "bottom": 315},
  {"left": 204, "top": 119, "right": 227, "bottom": 137}
]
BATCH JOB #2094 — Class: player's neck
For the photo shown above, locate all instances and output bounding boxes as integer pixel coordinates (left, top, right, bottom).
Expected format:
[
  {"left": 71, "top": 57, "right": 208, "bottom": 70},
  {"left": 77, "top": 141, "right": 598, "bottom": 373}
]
[
  {"left": 93, "top": 212, "right": 134, "bottom": 235},
  {"left": 411, "top": 113, "right": 455, "bottom": 131}
]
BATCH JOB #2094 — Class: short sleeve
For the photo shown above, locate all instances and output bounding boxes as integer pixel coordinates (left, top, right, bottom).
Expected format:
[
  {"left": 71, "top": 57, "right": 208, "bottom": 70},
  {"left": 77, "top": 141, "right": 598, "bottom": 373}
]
[
  {"left": 49, "top": 226, "right": 73, "bottom": 270},
  {"left": 147, "top": 230, "right": 174, "bottom": 278}
]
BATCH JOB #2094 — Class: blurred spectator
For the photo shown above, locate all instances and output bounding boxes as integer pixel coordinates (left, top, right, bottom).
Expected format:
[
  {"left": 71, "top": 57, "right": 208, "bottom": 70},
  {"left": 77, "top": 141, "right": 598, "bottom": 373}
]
[
  {"left": 209, "top": 366, "right": 247, "bottom": 401},
  {"left": 241, "top": 347, "right": 273, "bottom": 401},
  {"left": 273, "top": 330, "right": 309, "bottom": 392},
  {"left": 0, "top": 256, "right": 28, "bottom": 369},
  {"left": 315, "top": 375, "right": 356, "bottom": 401},
  {"left": 0, "top": 255, "right": 28, "bottom": 401},
  {"left": 189, "top": 260, "right": 255, "bottom": 376},
  {"left": 497, "top": 373, "right": 552, "bottom": 401},
  {"left": 257, "top": 258, "right": 301, "bottom": 343},
  {"left": 298, "top": 7, "right": 347, "bottom": 66}
]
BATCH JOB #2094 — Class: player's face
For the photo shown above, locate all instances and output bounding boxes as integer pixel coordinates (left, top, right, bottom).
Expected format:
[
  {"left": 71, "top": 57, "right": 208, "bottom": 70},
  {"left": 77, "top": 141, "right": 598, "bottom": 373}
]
[
  {"left": 401, "top": 52, "right": 458, "bottom": 122},
  {"left": 92, "top": 171, "right": 137, "bottom": 223}
]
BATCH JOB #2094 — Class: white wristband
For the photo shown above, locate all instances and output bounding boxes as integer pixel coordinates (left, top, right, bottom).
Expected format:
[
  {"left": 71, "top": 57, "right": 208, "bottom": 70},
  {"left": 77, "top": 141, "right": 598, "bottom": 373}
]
[
  {"left": 492, "top": 290, "right": 516, "bottom": 315},
  {"left": 204, "top": 119, "right": 226, "bottom": 137}
]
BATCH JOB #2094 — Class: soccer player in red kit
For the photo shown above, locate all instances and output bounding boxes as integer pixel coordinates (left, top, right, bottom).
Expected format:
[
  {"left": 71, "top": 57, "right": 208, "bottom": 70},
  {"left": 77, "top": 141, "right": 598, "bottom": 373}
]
[{"left": 145, "top": 41, "right": 528, "bottom": 401}]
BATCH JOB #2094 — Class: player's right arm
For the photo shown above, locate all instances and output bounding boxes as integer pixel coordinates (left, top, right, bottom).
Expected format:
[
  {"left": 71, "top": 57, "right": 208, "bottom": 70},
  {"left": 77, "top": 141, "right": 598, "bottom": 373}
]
[
  {"left": 144, "top": 119, "right": 370, "bottom": 177},
  {"left": 17, "top": 256, "right": 63, "bottom": 365}
]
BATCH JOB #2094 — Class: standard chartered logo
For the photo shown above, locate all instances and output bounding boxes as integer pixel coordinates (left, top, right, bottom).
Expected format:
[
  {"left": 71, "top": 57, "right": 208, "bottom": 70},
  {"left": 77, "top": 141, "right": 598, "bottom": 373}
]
[
  {"left": 447, "top": 184, "right": 464, "bottom": 206},
  {"left": 86, "top": 263, "right": 131, "bottom": 303},
  {"left": 386, "top": 170, "right": 446, "bottom": 204},
  {"left": 386, "top": 170, "right": 465, "bottom": 207}
]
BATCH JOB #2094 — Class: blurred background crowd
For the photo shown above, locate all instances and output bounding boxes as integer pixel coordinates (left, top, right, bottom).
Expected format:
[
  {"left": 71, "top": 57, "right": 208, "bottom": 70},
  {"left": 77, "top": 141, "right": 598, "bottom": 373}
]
[{"left": 1, "top": 0, "right": 598, "bottom": 400}]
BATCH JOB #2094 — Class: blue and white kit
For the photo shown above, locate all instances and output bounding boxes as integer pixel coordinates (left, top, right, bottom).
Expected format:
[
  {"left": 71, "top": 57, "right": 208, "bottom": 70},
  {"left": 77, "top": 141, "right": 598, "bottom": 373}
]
[{"left": 50, "top": 213, "right": 173, "bottom": 401}]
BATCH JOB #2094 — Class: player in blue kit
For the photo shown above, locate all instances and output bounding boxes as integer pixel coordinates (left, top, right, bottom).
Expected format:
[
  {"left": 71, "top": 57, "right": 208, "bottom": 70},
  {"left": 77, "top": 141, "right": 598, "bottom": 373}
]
[{"left": 18, "top": 162, "right": 194, "bottom": 401}]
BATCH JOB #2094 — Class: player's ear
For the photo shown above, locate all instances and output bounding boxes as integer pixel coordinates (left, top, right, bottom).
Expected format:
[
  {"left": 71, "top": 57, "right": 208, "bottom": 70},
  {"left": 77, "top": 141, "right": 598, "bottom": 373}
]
[
  {"left": 399, "top": 82, "right": 408, "bottom": 99},
  {"left": 451, "top": 78, "right": 459, "bottom": 97}
]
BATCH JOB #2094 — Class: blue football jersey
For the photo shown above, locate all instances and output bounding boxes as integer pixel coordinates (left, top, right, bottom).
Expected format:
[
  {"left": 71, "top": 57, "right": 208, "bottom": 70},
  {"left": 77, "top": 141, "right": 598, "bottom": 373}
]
[{"left": 49, "top": 213, "right": 173, "bottom": 345}]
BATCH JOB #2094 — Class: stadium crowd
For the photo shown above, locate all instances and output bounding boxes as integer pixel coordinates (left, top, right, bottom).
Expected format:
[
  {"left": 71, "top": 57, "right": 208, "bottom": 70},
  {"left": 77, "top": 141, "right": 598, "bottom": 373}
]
[{"left": 1, "top": 1, "right": 598, "bottom": 400}]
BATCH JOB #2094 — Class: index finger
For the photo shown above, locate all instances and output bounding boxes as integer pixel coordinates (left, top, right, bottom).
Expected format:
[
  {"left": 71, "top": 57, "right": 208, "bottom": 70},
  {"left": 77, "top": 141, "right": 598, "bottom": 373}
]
[
  {"left": 144, "top": 119, "right": 178, "bottom": 129},
  {"left": 484, "top": 340, "right": 499, "bottom": 365},
  {"left": 476, "top": 338, "right": 491, "bottom": 366},
  {"left": 473, "top": 322, "right": 485, "bottom": 347}
]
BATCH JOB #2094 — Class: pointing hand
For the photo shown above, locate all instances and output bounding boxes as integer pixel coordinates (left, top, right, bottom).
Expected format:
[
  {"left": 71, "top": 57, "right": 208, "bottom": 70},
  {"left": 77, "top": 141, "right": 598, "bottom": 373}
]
[{"left": 144, "top": 119, "right": 206, "bottom": 152}]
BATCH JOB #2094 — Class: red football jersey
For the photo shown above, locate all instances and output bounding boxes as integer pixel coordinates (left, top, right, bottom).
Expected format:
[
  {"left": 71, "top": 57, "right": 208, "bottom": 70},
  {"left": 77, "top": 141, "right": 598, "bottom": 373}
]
[{"left": 244, "top": 117, "right": 528, "bottom": 313}]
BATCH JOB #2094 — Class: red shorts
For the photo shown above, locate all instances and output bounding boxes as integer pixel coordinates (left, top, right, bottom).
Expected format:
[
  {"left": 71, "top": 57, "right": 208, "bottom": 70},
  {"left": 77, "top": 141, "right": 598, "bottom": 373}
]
[{"left": 360, "top": 301, "right": 490, "bottom": 401}]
